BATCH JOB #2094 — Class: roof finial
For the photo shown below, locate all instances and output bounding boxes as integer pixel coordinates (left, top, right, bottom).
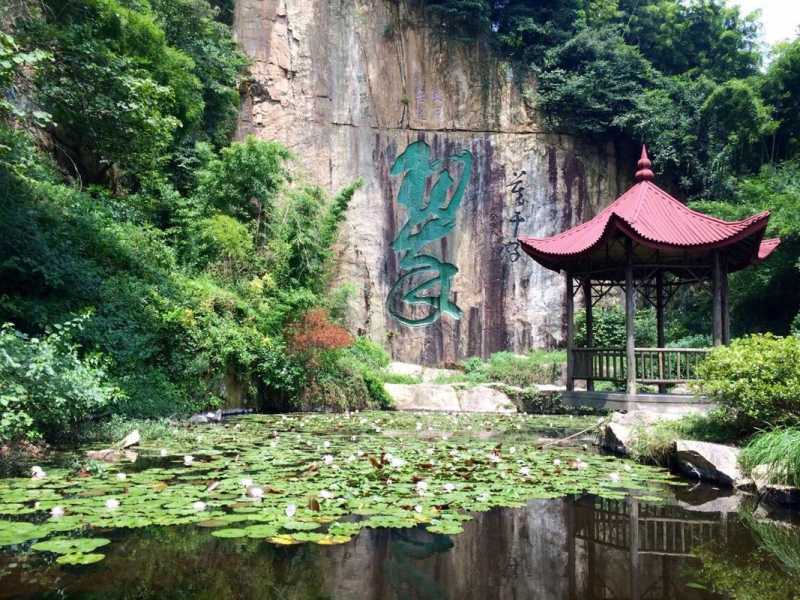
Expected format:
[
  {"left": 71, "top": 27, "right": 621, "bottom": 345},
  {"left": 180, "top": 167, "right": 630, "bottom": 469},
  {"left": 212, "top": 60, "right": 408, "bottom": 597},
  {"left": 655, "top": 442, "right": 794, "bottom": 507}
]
[{"left": 635, "top": 145, "right": 654, "bottom": 183}]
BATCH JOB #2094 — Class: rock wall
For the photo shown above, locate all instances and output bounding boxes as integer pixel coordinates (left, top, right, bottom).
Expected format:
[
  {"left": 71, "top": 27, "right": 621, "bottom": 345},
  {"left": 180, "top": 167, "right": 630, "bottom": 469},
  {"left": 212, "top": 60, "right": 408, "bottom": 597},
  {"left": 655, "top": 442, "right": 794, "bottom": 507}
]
[{"left": 234, "top": 0, "right": 629, "bottom": 364}]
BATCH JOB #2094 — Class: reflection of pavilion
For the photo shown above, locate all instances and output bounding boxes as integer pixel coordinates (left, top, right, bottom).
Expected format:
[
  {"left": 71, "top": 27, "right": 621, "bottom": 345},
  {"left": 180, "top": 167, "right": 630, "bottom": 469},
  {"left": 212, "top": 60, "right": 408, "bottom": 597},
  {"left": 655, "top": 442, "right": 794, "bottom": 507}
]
[{"left": 570, "top": 496, "right": 728, "bottom": 600}]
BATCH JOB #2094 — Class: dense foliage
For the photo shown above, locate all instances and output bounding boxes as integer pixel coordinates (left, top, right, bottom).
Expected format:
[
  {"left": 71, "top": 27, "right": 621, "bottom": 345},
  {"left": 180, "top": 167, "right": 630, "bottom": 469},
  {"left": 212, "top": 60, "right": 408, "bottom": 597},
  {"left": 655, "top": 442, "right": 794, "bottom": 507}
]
[
  {"left": 421, "top": 0, "right": 800, "bottom": 336},
  {"left": 0, "top": 1, "right": 386, "bottom": 442},
  {"left": 695, "top": 334, "right": 800, "bottom": 429}
]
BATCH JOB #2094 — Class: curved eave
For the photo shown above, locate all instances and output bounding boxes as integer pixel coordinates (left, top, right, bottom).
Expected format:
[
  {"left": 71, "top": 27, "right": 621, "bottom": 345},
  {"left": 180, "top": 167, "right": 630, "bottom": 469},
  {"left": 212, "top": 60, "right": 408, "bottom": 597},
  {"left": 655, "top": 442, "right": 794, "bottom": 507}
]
[{"left": 519, "top": 211, "right": 775, "bottom": 274}]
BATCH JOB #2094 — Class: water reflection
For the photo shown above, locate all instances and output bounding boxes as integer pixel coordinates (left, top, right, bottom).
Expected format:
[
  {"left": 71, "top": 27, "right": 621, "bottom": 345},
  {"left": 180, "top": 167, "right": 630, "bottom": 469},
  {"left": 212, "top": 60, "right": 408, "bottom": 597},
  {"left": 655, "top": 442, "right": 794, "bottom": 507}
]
[{"left": 2, "top": 491, "right": 799, "bottom": 599}]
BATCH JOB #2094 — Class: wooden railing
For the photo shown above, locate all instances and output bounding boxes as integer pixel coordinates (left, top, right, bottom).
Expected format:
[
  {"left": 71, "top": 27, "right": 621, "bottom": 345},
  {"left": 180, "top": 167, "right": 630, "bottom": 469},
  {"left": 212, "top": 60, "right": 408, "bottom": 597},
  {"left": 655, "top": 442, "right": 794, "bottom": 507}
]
[{"left": 572, "top": 347, "right": 711, "bottom": 384}]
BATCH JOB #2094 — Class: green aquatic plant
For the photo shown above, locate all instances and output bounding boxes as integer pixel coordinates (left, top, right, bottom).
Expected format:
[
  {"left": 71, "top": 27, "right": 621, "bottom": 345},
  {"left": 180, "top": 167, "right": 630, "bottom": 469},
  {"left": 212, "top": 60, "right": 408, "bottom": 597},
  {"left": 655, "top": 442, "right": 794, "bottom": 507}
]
[{"left": 0, "top": 412, "right": 678, "bottom": 568}]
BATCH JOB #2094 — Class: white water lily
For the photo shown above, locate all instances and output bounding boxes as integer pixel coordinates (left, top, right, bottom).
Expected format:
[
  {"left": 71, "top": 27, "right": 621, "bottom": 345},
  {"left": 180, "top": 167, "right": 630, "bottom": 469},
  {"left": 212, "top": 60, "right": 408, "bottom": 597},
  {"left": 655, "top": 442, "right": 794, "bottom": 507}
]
[
  {"left": 350, "top": 435, "right": 357, "bottom": 442},
  {"left": 323, "top": 440, "right": 331, "bottom": 449},
  {"left": 415, "top": 480, "right": 428, "bottom": 496},
  {"left": 356, "top": 450, "right": 365, "bottom": 457},
  {"left": 285, "top": 504, "right": 297, "bottom": 518},
  {"left": 624, "top": 464, "right": 632, "bottom": 472},
  {"left": 192, "top": 501, "right": 207, "bottom": 512},
  {"left": 520, "top": 466, "right": 530, "bottom": 477},
  {"left": 159, "top": 448, "right": 168, "bottom": 457},
  {"left": 50, "top": 506, "right": 65, "bottom": 518},
  {"left": 477, "top": 492, "right": 491, "bottom": 502},
  {"left": 116, "top": 472, "right": 127, "bottom": 481},
  {"left": 389, "top": 456, "right": 405, "bottom": 468},
  {"left": 246, "top": 486, "right": 264, "bottom": 499},
  {"left": 553, "top": 459, "right": 561, "bottom": 466},
  {"left": 183, "top": 455, "right": 194, "bottom": 466},
  {"left": 31, "top": 466, "right": 46, "bottom": 480},
  {"left": 105, "top": 498, "right": 120, "bottom": 510},
  {"left": 240, "top": 478, "right": 253, "bottom": 487},
  {"left": 426, "top": 448, "right": 435, "bottom": 456},
  {"left": 443, "top": 483, "right": 455, "bottom": 492},
  {"left": 416, "top": 422, "right": 422, "bottom": 431},
  {"left": 414, "top": 504, "right": 423, "bottom": 513},
  {"left": 319, "top": 490, "right": 333, "bottom": 499},
  {"left": 609, "top": 472, "right": 621, "bottom": 482},
  {"left": 488, "top": 454, "right": 501, "bottom": 464},
  {"left": 576, "top": 460, "right": 588, "bottom": 470},
  {"left": 323, "top": 454, "right": 334, "bottom": 465},
  {"left": 509, "top": 447, "right": 516, "bottom": 454}
]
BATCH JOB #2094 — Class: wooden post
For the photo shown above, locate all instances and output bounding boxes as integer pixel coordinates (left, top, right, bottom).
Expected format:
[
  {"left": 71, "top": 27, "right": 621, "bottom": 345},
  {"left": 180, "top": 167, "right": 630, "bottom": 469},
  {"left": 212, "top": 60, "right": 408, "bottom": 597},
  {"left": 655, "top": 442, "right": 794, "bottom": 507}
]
[
  {"left": 625, "top": 238, "right": 637, "bottom": 396},
  {"left": 583, "top": 278, "right": 594, "bottom": 392},
  {"left": 712, "top": 251, "right": 723, "bottom": 346},
  {"left": 629, "top": 497, "right": 641, "bottom": 600},
  {"left": 566, "top": 273, "right": 575, "bottom": 392},
  {"left": 721, "top": 257, "right": 731, "bottom": 344},
  {"left": 656, "top": 271, "right": 666, "bottom": 394}
]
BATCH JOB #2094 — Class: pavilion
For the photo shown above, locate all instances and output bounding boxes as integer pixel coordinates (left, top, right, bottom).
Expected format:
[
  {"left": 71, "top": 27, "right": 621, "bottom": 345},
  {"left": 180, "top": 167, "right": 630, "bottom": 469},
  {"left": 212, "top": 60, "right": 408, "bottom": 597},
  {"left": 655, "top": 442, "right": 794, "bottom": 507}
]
[{"left": 519, "top": 147, "right": 780, "bottom": 410}]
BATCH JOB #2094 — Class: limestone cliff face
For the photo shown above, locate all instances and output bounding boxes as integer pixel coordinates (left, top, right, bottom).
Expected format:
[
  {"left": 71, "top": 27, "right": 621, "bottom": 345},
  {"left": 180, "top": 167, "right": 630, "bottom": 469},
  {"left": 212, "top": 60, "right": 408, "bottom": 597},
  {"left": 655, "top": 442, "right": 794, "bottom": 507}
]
[{"left": 234, "top": 0, "right": 628, "bottom": 364}]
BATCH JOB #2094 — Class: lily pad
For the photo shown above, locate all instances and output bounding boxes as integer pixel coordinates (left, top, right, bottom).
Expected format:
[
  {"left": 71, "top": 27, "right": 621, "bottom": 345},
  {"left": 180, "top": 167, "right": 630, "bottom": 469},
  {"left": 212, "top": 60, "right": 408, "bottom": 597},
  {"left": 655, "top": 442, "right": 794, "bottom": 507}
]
[{"left": 32, "top": 537, "right": 111, "bottom": 555}]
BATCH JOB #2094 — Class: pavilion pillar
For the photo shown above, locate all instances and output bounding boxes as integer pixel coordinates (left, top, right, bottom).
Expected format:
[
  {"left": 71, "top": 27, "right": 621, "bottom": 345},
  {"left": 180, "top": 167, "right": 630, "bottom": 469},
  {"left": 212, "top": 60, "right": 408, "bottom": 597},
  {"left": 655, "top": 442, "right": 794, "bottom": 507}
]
[
  {"left": 656, "top": 271, "right": 666, "bottom": 394},
  {"left": 625, "top": 238, "right": 637, "bottom": 396},
  {"left": 722, "top": 258, "right": 731, "bottom": 344},
  {"left": 566, "top": 273, "right": 575, "bottom": 392},
  {"left": 583, "top": 278, "right": 594, "bottom": 392},
  {"left": 712, "top": 251, "right": 723, "bottom": 346}
]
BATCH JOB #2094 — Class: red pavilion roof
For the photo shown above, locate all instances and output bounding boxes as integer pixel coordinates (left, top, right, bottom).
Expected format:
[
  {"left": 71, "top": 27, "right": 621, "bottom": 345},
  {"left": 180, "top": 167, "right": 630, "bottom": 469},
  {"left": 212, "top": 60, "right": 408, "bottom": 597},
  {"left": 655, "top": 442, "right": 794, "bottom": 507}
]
[{"left": 519, "top": 146, "right": 780, "bottom": 274}]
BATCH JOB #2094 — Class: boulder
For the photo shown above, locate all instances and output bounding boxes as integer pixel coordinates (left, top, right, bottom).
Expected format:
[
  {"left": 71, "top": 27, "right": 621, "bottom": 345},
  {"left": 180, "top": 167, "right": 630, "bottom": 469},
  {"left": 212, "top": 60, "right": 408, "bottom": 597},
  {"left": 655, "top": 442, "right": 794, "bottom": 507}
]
[
  {"left": 599, "top": 411, "right": 666, "bottom": 456},
  {"left": 385, "top": 384, "right": 460, "bottom": 412},
  {"left": 119, "top": 430, "right": 140, "bottom": 449},
  {"left": 385, "top": 383, "right": 517, "bottom": 413},
  {"left": 457, "top": 386, "right": 516, "bottom": 413},
  {"left": 751, "top": 465, "right": 800, "bottom": 506},
  {"left": 674, "top": 440, "right": 752, "bottom": 489}
]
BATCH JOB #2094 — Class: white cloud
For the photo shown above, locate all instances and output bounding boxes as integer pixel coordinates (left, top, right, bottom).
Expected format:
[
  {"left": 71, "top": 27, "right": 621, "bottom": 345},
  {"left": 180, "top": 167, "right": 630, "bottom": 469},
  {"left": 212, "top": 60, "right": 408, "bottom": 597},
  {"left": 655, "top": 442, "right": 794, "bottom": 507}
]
[{"left": 730, "top": 0, "right": 800, "bottom": 46}]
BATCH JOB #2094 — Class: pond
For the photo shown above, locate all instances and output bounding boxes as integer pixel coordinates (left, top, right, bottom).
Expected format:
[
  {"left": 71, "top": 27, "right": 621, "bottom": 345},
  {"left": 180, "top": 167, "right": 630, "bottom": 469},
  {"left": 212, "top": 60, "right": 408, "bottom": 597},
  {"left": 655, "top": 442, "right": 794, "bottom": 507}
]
[{"left": 1, "top": 412, "right": 799, "bottom": 599}]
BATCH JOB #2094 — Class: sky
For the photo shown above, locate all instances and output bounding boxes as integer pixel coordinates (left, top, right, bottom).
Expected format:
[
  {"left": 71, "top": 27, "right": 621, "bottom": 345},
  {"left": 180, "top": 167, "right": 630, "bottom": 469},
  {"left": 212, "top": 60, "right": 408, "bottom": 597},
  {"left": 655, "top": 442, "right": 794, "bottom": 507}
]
[{"left": 730, "top": 0, "right": 800, "bottom": 46}]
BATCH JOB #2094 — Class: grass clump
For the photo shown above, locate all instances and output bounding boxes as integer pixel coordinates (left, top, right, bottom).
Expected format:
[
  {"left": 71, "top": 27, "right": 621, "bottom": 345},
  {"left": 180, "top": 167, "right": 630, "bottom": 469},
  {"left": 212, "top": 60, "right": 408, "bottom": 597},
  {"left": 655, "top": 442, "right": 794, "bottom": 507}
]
[
  {"left": 739, "top": 428, "right": 800, "bottom": 487},
  {"left": 628, "top": 412, "right": 743, "bottom": 463},
  {"left": 454, "top": 351, "right": 565, "bottom": 387}
]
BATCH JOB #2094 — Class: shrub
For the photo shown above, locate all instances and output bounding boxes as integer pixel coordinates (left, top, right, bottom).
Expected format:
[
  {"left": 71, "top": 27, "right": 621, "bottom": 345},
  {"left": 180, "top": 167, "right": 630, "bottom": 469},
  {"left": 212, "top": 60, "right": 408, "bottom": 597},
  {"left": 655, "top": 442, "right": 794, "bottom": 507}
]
[
  {"left": 694, "top": 334, "right": 800, "bottom": 428},
  {"left": 460, "top": 351, "right": 565, "bottom": 387},
  {"left": 0, "top": 317, "right": 122, "bottom": 442},
  {"left": 287, "top": 308, "right": 353, "bottom": 355},
  {"left": 575, "top": 306, "right": 656, "bottom": 348}
]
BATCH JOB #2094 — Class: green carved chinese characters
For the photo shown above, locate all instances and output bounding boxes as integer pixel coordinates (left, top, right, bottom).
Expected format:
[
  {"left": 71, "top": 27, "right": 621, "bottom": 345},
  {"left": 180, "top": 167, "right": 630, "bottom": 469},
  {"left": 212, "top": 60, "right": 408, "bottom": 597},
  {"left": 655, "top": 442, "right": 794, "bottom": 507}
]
[{"left": 387, "top": 141, "right": 473, "bottom": 326}]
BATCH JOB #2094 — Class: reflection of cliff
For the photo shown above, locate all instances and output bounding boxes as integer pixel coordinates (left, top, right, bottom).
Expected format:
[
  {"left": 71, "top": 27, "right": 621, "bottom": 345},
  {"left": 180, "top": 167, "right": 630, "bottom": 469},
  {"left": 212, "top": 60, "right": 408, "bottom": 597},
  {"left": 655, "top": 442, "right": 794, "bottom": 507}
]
[
  {"left": 2, "top": 495, "right": 772, "bottom": 600},
  {"left": 233, "top": 0, "right": 628, "bottom": 364}
]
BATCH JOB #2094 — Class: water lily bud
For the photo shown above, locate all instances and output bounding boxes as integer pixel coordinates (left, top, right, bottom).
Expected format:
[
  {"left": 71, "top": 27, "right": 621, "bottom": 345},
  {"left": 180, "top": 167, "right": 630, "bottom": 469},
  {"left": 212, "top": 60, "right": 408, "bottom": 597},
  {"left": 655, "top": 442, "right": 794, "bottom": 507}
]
[
  {"left": 183, "top": 455, "right": 194, "bottom": 466},
  {"left": 246, "top": 486, "right": 264, "bottom": 499},
  {"left": 50, "top": 506, "right": 65, "bottom": 518},
  {"left": 416, "top": 422, "right": 422, "bottom": 431},
  {"left": 624, "top": 464, "right": 632, "bottom": 472},
  {"left": 105, "top": 498, "right": 120, "bottom": 510},
  {"left": 192, "top": 501, "right": 207, "bottom": 512},
  {"left": 323, "top": 454, "right": 334, "bottom": 465},
  {"left": 116, "top": 473, "right": 127, "bottom": 481},
  {"left": 285, "top": 504, "right": 297, "bottom": 518}
]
